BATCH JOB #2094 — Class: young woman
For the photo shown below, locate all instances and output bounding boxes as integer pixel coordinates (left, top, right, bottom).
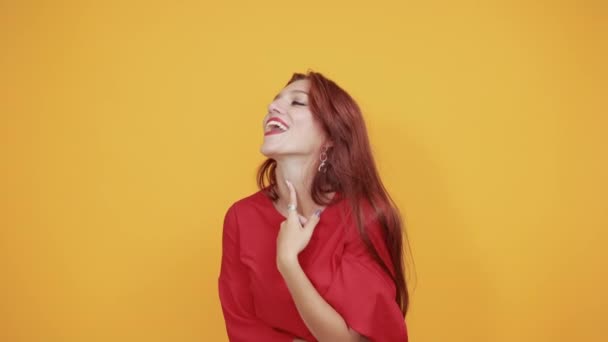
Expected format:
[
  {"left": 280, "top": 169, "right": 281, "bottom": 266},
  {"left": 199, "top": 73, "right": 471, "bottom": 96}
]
[{"left": 219, "top": 71, "right": 410, "bottom": 341}]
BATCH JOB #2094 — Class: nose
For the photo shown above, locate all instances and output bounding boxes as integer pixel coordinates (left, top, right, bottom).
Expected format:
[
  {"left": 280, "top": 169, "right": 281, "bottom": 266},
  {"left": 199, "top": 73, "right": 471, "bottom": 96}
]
[{"left": 267, "top": 100, "right": 284, "bottom": 114}]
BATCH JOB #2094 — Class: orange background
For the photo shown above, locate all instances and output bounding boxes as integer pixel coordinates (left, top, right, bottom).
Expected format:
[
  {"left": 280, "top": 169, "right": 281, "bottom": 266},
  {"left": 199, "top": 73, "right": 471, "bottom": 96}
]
[{"left": 1, "top": 1, "right": 606, "bottom": 341}]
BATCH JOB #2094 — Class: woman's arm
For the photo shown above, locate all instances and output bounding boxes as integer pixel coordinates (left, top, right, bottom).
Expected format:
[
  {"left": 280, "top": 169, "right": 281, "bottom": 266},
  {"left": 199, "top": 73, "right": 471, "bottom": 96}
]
[
  {"left": 276, "top": 181, "right": 369, "bottom": 342},
  {"left": 278, "top": 256, "right": 368, "bottom": 342}
]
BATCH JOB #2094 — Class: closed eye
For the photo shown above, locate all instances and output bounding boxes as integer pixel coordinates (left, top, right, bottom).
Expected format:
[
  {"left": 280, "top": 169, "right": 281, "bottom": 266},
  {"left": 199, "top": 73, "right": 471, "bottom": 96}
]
[{"left": 292, "top": 101, "right": 307, "bottom": 106}]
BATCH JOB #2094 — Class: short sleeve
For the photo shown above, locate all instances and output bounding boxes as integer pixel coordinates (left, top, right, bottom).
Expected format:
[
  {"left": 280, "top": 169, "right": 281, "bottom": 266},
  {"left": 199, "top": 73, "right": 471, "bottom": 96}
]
[
  {"left": 218, "top": 204, "right": 294, "bottom": 342},
  {"left": 323, "top": 216, "right": 408, "bottom": 342}
]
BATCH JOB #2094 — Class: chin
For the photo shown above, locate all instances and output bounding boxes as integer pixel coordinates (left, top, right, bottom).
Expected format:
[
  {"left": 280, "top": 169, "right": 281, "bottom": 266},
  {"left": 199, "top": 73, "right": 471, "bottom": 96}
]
[{"left": 260, "top": 145, "right": 278, "bottom": 158}]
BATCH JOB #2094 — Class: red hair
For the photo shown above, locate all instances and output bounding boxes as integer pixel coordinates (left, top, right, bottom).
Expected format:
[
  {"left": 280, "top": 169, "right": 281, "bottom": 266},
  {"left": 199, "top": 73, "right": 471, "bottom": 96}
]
[{"left": 257, "top": 70, "right": 411, "bottom": 316}]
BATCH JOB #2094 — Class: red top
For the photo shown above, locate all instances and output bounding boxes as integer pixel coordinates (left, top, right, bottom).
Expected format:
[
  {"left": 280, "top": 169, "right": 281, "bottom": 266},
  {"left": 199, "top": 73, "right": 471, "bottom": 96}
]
[{"left": 218, "top": 189, "right": 408, "bottom": 341}]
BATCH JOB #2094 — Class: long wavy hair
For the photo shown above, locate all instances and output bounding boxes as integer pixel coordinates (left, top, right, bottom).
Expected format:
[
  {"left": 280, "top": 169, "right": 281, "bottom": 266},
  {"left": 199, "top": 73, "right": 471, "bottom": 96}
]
[{"left": 257, "top": 70, "right": 411, "bottom": 316}]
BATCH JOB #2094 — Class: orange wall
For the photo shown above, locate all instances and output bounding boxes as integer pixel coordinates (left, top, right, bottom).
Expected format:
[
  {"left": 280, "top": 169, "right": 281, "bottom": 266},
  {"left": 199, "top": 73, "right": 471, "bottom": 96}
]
[{"left": 1, "top": 1, "right": 606, "bottom": 341}]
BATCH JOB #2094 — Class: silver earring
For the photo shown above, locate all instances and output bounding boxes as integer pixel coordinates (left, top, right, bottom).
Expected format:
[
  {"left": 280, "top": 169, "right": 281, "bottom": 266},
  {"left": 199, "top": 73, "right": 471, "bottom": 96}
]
[{"left": 318, "top": 146, "right": 329, "bottom": 173}]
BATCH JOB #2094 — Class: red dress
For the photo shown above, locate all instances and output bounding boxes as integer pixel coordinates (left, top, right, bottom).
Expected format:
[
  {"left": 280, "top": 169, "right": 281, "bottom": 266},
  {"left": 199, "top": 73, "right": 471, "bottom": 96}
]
[{"left": 218, "top": 189, "right": 408, "bottom": 341}]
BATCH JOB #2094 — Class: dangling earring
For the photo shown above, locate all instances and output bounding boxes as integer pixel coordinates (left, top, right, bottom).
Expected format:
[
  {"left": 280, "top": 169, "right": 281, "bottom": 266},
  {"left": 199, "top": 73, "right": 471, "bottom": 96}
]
[{"left": 318, "top": 145, "right": 329, "bottom": 173}]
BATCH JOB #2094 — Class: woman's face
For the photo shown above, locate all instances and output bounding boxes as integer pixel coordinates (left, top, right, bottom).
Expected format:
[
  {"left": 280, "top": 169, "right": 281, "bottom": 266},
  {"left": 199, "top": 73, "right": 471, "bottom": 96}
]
[{"left": 260, "top": 79, "right": 328, "bottom": 160}]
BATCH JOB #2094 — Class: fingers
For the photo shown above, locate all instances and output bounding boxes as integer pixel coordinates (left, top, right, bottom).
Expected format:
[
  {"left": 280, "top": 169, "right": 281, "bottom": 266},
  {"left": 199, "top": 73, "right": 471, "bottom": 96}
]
[
  {"left": 285, "top": 180, "right": 297, "bottom": 208},
  {"left": 285, "top": 180, "right": 299, "bottom": 220},
  {"left": 284, "top": 180, "right": 323, "bottom": 228},
  {"left": 303, "top": 207, "right": 324, "bottom": 232}
]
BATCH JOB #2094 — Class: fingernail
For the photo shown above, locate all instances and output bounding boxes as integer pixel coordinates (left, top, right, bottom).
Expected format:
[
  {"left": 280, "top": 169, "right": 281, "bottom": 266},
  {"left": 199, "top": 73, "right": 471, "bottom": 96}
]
[
  {"left": 285, "top": 179, "right": 290, "bottom": 186},
  {"left": 314, "top": 209, "right": 322, "bottom": 217}
]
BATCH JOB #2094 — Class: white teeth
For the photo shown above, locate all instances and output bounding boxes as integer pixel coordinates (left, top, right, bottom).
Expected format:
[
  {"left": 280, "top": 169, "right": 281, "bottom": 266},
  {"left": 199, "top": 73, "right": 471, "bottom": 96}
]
[{"left": 265, "top": 120, "right": 288, "bottom": 131}]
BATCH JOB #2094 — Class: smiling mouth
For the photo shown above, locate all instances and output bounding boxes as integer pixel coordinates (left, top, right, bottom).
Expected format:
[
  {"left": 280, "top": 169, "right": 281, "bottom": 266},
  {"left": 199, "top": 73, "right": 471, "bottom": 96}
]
[{"left": 264, "top": 121, "right": 289, "bottom": 136}]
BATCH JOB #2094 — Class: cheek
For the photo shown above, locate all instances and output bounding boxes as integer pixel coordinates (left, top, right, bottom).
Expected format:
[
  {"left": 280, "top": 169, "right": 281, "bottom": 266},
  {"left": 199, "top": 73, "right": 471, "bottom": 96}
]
[
  {"left": 307, "top": 119, "right": 327, "bottom": 138},
  {"left": 293, "top": 112, "right": 321, "bottom": 132},
  {"left": 293, "top": 120, "right": 322, "bottom": 139}
]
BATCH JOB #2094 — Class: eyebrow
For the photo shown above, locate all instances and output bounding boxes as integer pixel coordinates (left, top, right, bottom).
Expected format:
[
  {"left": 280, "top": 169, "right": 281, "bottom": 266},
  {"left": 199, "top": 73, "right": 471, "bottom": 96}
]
[{"left": 273, "top": 90, "right": 309, "bottom": 100}]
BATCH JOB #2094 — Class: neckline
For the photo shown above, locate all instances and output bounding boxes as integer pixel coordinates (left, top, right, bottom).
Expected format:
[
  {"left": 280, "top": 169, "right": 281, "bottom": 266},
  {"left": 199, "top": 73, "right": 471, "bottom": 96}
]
[{"left": 260, "top": 188, "right": 343, "bottom": 221}]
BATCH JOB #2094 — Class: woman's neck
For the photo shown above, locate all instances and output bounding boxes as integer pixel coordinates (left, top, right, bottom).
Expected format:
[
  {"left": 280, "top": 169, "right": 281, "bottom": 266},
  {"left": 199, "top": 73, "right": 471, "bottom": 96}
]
[{"left": 274, "top": 159, "right": 316, "bottom": 218}]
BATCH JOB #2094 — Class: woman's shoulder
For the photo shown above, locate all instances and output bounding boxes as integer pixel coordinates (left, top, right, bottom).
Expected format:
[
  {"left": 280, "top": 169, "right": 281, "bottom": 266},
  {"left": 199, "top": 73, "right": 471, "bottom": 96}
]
[
  {"left": 222, "top": 188, "right": 282, "bottom": 244},
  {"left": 229, "top": 188, "right": 267, "bottom": 207},
  {"left": 224, "top": 188, "right": 276, "bottom": 220}
]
